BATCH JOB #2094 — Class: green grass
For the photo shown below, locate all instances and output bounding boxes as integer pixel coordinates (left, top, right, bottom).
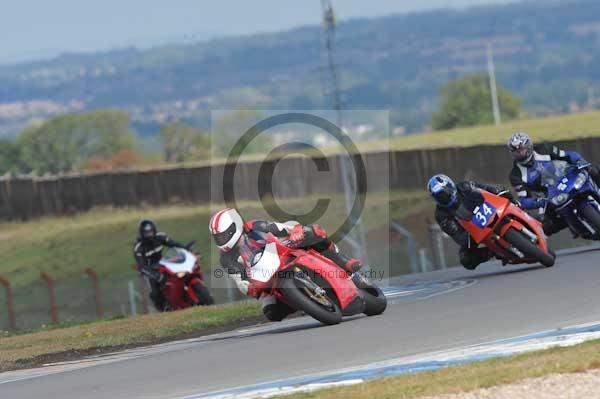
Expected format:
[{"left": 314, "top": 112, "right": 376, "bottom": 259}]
[
  {"left": 357, "top": 110, "right": 600, "bottom": 153},
  {"left": 0, "top": 190, "right": 430, "bottom": 330},
  {"left": 282, "top": 338, "right": 600, "bottom": 399},
  {"left": 153, "top": 111, "right": 600, "bottom": 167},
  {"left": 0, "top": 301, "right": 261, "bottom": 371},
  {"left": 0, "top": 191, "right": 427, "bottom": 288}
]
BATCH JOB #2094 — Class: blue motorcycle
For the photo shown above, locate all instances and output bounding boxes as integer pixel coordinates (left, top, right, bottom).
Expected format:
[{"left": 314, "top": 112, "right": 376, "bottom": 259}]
[{"left": 541, "top": 160, "right": 600, "bottom": 240}]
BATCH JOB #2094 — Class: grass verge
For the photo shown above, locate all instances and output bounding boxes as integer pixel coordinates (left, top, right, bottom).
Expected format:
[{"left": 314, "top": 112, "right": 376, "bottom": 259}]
[
  {"left": 282, "top": 338, "right": 600, "bottom": 399},
  {"left": 358, "top": 110, "right": 600, "bottom": 153},
  {"left": 0, "top": 303, "right": 262, "bottom": 371},
  {"left": 0, "top": 301, "right": 261, "bottom": 372}
]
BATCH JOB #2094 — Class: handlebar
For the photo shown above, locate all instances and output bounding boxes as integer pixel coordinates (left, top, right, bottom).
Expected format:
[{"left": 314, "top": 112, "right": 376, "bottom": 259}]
[{"left": 578, "top": 162, "right": 591, "bottom": 170}]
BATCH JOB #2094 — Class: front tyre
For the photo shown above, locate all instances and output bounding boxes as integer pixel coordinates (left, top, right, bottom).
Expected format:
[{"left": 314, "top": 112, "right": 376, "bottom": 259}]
[
  {"left": 504, "top": 228, "right": 555, "bottom": 267},
  {"left": 192, "top": 282, "right": 215, "bottom": 305},
  {"left": 279, "top": 275, "right": 342, "bottom": 325},
  {"left": 352, "top": 274, "right": 387, "bottom": 316},
  {"left": 581, "top": 204, "right": 600, "bottom": 233}
]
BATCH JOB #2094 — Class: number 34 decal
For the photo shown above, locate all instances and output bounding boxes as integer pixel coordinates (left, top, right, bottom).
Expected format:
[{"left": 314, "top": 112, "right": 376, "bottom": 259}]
[{"left": 472, "top": 202, "right": 497, "bottom": 228}]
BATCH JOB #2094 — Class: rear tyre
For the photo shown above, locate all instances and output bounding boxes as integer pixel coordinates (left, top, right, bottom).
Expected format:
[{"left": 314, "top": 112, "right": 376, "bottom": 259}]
[
  {"left": 582, "top": 205, "right": 600, "bottom": 233},
  {"left": 504, "top": 228, "right": 555, "bottom": 267},
  {"left": 279, "top": 276, "right": 342, "bottom": 325},
  {"left": 192, "top": 282, "right": 215, "bottom": 305}
]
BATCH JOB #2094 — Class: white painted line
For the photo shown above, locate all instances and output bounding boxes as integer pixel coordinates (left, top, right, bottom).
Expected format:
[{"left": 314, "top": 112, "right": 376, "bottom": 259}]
[{"left": 188, "top": 319, "right": 600, "bottom": 399}]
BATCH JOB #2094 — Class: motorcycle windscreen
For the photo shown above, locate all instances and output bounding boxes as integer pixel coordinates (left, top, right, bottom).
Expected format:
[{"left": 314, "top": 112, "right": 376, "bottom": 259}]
[
  {"left": 161, "top": 248, "right": 196, "bottom": 274},
  {"left": 250, "top": 242, "right": 281, "bottom": 283}
]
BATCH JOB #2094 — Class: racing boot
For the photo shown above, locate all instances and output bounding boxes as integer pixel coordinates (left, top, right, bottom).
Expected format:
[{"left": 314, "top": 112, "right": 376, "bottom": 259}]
[{"left": 321, "top": 245, "right": 363, "bottom": 273}]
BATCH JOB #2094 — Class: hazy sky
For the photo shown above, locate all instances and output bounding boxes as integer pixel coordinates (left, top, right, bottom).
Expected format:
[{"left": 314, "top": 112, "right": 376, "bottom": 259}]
[{"left": 0, "top": 0, "right": 519, "bottom": 64}]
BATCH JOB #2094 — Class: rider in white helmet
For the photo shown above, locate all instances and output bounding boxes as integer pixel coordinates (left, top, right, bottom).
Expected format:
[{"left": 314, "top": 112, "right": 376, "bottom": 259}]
[{"left": 209, "top": 208, "right": 362, "bottom": 321}]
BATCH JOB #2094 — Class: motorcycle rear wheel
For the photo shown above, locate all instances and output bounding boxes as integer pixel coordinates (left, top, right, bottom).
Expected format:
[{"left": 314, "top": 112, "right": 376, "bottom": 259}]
[
  {"left": 279, "top": 275, "right": 342, "bottom": 325},
  {"left": 504, "top": 228, "right": 555, "bottom": 267},
  {"left": 192, "top": 282, "right": 215, "bottom": 305}
]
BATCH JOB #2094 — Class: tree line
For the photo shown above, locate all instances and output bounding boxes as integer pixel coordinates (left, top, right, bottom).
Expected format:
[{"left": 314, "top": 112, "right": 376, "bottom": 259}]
[
  {"left": 0, "top": 109, "right": 272, "bottom": 176},
  {"left": 0, "top": 75, "right": 520, "bottom": 176}
]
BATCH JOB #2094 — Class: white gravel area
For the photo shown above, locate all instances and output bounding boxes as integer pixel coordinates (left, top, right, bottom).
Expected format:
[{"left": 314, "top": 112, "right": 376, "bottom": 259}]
[{"left": 425, "top": 369, "right": 600, "bottom": 399}]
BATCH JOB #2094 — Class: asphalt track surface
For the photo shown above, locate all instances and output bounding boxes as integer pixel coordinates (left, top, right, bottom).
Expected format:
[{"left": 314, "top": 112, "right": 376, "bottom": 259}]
[{"left": 3, "top": 248, "right": 600, "bottom": 399}]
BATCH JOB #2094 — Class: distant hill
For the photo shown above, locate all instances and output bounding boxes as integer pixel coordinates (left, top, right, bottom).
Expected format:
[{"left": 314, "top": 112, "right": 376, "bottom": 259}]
[{"left": 1, "top": 0, "right": 600, "bottom": 137}]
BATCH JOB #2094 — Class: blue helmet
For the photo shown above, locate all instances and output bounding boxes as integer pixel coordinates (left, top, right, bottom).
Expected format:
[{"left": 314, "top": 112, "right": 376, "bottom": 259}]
[{"left": 427, "top": 174, "right": 458, "bottom": 208}]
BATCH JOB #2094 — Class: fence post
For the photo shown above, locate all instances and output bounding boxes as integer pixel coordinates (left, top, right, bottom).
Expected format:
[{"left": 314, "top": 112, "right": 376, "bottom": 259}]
[
  {"left": 131, "top": 265, "right": 150, "bottom": 314},
  {"left": 127, "top": 280, "right": 138, "bottom": 316},
  {"left": 0, "top": 276, "right": 17, "bottom": 331},
  {"left": 40, "top": 272, "right": 59, "bottom": 325},
  {"left": 84, "top": 268, "right": 104, "bottom": 319},
  {"left": 391, "top": 221, "right": 420, "bottom": 274},
  {"left": 138, "top": 275, "right": 150, "bottom": 314},
  {"left": 428, "top": 222, "right": 447, "bottom": 270}
]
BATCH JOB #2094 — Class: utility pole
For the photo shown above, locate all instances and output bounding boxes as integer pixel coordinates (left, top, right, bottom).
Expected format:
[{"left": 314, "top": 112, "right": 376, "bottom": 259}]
[
  {"left": 320, "top": 0, "right": 369, "bottom": 268},
  {"left": 486, "top": 43, "right": 502, "bottom": 126}
]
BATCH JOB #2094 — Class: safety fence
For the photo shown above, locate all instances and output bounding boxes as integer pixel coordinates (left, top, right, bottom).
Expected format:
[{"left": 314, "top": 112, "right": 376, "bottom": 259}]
[
  {"left": 0, "top": 270, "right": 149, "bottom": 332},
  {"left": 2, "top": 136, "right": 600, "bottom": 221},
  {"left": 0, "top": 265, "right": 247, "bottom": 332}
]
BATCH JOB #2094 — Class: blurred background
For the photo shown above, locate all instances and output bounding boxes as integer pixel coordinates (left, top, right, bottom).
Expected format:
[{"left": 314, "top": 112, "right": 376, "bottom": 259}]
[{"left": 0, "top": 0, "right": 599, "bottom": 331}]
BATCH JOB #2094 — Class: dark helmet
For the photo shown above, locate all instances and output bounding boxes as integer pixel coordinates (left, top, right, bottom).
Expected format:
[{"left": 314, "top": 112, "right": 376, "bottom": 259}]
[
  {"left": 138, "top": 219, "right": 157, "bottom": 242},
  {"left": 508, "top": 132, "right": 534, "bottom": 165},
  {"left": 427, "top": 174, "right": 458, "bottom": 208}
]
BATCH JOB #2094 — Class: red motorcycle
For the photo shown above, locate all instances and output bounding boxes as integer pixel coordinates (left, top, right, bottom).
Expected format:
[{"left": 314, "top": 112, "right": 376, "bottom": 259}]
[
  {"left": 248, "top": 233, "right": 387, "bottom": 325},
  {"left": 457, "top": 190, "right": 555, "bottom": 268},
  {"left": 155, "top": 244, "right": 214, "bottom": 310}
]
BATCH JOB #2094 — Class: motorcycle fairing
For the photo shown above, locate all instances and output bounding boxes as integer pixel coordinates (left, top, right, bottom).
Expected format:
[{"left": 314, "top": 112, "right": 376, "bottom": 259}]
[
  {"left": 161, "top": 248, "right": 197, "bottom": 274},
  {"left": 290, "top": 251, "right": 359, "bottom": 310},
  {"left": 250, "top": 242, "right": 281, "bottom": 283}
]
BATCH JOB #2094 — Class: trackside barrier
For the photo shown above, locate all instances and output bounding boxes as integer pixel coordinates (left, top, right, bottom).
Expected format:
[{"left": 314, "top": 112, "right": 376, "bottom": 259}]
[
  {"left": 84, "top": 268, "right": 104, "bottom": 319},
  {"left": 0, "top": 276, "right": 17, "bottom": 331},
  {"left": 138, "top": 275, "right": 150, "bottom": 314},
  {"left": 428, "top": 223, "right": 448, "bottom": 270},
  {"left": 131, "top": 265, "right": 150, "bottom": 314},
  {"left": 40, "top": 272, "right": 59, "bottom": 325},
  {"left": 391, "top": 221, "right": 421, "bottom": 273}
]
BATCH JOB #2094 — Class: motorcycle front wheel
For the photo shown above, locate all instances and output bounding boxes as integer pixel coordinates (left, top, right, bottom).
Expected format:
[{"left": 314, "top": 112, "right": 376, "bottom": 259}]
[
  {"left": 581, "top": 204, "right": 600, "bottom": 234},
  {"left": 279, "top": 273, "right": 342, "bottom": 325},
  {"left": 192, "top": 282, "right": 215, "bottom": 305},
  {"left": 504, "top": 228, "right": 555, "bottom": 267},
  {"left": 352, "top": 273, "right": 387, "bottom": 316}
]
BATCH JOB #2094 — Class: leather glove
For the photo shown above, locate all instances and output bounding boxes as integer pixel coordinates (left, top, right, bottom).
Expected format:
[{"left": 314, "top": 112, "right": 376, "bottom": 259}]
[
  {"left": 288, "top": 224, "right": 305, "bottom": 243},
  {"left": 534, "top": 198, "right": 548, "bottom": 208},
  {"left": 150, "top": 268, "right": 167, "bottom": 285},
  {"left": 577, "top": 159, "right": 591, "bottom": 170},
  {"left": 229, "top": 273, "right": 250, "bottom": 296}
]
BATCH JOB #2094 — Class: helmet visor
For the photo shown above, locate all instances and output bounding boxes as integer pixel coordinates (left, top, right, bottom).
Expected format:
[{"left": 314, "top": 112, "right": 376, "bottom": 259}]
[
  {"left": 511, "top": 147, "right": 532, "bottom": 163},
  {"left": 433, "top": 189, "right": 454, "bottom": 207},
  {"left": 214, "top": 223, "right": 237, "bottom": 247},
  {"left": 141, "top": 226, "right": 155, "bottom": 239}
]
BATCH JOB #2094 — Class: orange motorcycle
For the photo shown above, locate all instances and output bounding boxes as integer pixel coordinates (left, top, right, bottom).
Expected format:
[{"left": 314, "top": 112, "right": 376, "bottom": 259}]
[{"left": 457, "top": 190, "right": 555, "bottom": 267}]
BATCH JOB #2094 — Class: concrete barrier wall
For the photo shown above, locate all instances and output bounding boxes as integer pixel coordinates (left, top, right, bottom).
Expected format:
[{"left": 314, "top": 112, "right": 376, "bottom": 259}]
[{"left": 3, "top": 136, "right": 600, "bottom": 220}]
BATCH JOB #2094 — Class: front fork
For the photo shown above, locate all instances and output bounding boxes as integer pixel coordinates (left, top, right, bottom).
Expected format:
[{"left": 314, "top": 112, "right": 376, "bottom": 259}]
[{"left": 494, "top": 225, "right": 539, "bottom": 259}]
